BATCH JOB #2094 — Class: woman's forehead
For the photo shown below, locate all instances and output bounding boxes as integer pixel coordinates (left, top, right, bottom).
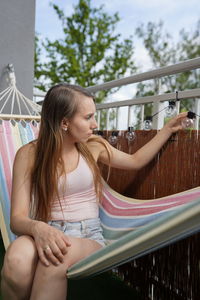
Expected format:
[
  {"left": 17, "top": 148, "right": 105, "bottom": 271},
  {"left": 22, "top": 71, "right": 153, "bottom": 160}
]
[{"left": 76, "top": 96, "right": 96, "bottom": 113}]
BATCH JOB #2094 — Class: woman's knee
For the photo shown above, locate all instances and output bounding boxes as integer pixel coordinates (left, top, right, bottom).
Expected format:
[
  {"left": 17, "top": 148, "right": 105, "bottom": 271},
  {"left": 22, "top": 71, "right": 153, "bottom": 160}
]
[
  {"left": 2, "top": 235, "right": 38, "bottom": 287},
  {"left": 30, "top": 237, "right": 101, "bottom": 285}
]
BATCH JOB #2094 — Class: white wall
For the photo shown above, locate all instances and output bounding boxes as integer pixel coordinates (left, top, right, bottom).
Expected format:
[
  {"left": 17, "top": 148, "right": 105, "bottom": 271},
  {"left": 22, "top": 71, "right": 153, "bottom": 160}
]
[{"left": 0, "top": 0, "right": 35, "bottom": 102}]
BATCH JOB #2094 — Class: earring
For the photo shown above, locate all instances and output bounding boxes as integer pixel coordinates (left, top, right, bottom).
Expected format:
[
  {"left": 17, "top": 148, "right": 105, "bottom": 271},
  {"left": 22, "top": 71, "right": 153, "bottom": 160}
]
[{"left": 63, "top": 127, "right": 68, "bottom": 132}]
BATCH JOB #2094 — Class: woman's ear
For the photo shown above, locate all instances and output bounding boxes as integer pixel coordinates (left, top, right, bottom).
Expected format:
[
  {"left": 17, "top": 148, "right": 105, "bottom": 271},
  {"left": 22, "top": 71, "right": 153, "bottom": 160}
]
[{"left": 61, "top": 118, "right": 69, "bottom": 131}]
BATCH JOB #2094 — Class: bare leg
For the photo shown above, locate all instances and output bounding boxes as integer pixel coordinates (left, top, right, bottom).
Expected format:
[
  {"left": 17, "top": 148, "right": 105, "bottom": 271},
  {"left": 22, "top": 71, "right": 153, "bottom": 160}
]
[
  {"left": 30, "top": 237, "right": 102, "bottom": 300},
  {"left": 1, "top": 235, "right": 38, "bottom": 300}
]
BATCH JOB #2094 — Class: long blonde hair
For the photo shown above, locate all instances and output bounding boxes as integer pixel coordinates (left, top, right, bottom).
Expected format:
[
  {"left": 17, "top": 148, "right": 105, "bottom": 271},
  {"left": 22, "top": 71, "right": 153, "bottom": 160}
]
[{"left": 30, "top": 83, "right": 110, "bottom": 222}]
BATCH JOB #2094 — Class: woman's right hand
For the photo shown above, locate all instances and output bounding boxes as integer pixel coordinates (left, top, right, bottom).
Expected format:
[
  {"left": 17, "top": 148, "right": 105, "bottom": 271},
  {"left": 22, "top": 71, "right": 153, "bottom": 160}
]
[{"left": 31, "top": 221, "right": 71, "bottom": 267}]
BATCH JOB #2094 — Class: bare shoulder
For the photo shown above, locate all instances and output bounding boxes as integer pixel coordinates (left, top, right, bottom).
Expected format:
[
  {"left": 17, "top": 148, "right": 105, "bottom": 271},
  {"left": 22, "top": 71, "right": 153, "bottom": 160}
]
[
  {"left": 15, "top": 142, "right": 35, "bottom": 159},
  {"left": 14, "top": 142, "right": 36, "bottom": 171},
  {"left": 87, "top": 134, "right": 106, "bottom": 148},
  {"left": 86, "top": 134, "right": 109, "bottom": 161}
]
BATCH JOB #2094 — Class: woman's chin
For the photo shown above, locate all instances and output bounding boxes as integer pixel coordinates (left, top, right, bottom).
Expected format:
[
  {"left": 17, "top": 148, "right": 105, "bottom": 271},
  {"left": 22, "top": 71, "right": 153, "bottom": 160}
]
[{"left": 75, "top": 137, "right": 90, "bottom": 143}]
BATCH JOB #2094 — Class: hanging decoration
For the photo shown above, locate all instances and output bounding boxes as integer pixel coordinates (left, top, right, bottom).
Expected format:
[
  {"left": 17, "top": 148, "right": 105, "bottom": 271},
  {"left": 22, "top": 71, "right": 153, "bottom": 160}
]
[
  {"left": 181, "top": 111, "right": 196, "bottom": 129},
  {"left": 126, "top": 126, "right": 136, "bottom": 142},
  {"left": 108, "top": 131, "right": 119, "bottom": 145},
  {"left": 97, "top": 91, "right": 199, "bottom": 145},
  {"left": 165, "top": 100, "right": 177, "bottom": 117},
  {"left": 143, "top": 116, "right": 153, "bottom": 131},
  {"left": 95, "top": 130, "right": 104, "bottom": 137}
]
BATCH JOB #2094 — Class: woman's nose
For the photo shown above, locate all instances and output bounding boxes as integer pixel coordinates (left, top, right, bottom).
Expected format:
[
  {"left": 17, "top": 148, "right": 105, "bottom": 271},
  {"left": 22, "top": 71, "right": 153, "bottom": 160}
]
[{"left": 91, "top": 119, "right": 98, "bottom": 129}]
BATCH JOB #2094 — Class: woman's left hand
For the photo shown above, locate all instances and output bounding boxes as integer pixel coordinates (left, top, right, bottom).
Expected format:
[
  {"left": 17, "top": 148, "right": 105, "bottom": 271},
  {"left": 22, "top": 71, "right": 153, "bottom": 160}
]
[{"left": 163, "top": 112, "right": 188, "bottom": 134}]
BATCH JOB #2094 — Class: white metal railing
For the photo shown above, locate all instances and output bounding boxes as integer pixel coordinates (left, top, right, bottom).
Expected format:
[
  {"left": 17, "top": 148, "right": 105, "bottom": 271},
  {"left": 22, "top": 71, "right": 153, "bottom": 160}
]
[
  {"left": 33, "top": 57, "right": 200, "bottom": 130},
  {"left": 95, "top": 88, "right": 200, "bottom": 130},
  {"left": 87, "top": 58, "right": 200, "bottom": 92},
  {"left": 33, "top": 88, "right": 46, "bottom": 104}
]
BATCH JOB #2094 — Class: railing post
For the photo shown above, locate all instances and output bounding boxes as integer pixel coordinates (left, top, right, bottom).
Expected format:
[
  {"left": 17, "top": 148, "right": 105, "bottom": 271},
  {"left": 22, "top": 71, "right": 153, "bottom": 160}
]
[
  {"left": 194, "top": 98, "right": 200, "bottom": 129},
  {"left": 140, "top": 105, "right": 144, "bottom": 129},
  {"left": 116, "top": 107, "right": 119, "bottom": 130},
  {"left": 152, "top": 101, "right": 165, "bottom": 130},
  {"left": 106, "top": 109, "right": 109, "bottom": 130},
  {"left": 127, "top": 106, "right": 131, "bottom": 128},
  {"left": 176, "top": 100, "right": 180, "bottom": 114}
]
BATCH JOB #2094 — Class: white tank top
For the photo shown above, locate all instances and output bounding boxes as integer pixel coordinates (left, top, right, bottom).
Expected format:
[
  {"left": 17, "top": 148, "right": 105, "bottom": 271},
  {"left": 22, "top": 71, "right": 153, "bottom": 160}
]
[{"left": 50, "top": 154, "right": 99, "bottom": 221}]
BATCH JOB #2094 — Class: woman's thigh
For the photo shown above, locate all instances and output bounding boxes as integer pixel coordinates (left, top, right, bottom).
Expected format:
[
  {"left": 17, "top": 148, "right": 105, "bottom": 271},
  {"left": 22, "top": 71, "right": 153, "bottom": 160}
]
[
  {"left": 34, "top": 236, "right": 102, "bottom": 277},
  {"left": 66, "top": 236, "right": 103, "bottom": 268},
  {"left": 30, "top": 237, "right": 102, "bottom": 300}
]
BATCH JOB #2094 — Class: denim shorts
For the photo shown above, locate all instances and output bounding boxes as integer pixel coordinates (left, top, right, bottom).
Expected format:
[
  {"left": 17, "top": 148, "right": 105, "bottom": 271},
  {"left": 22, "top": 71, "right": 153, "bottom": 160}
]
[{"left": 48, "top": 218, "right": 106, "bottom": 247}]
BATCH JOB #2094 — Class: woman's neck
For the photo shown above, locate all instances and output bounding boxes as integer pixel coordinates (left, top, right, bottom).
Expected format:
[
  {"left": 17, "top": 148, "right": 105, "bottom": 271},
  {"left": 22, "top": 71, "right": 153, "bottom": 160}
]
[{"left": 61, "top": 133, "right": 77, "bottom": 155}]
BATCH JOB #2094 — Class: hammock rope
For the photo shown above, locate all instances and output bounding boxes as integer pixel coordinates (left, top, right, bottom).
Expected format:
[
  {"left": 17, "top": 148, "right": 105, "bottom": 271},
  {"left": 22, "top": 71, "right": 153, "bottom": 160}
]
[{"left": 0, "top": 64, "right": 41, "bottom": 117}]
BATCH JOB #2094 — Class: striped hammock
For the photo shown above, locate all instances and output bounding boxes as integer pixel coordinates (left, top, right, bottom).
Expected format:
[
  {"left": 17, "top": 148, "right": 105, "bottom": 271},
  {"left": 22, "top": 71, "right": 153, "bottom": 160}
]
[
  {"left": 0, "top": 119, "right": 40, "bottom": 247},
  {"left": 0, "top": 119, "right": 200, "bottom": 279}
]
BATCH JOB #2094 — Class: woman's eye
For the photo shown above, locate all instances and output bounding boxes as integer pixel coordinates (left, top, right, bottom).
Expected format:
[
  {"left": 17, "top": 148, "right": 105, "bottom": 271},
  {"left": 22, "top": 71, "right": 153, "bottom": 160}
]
[{"left": 86, "top": 115, "right": 92, "bottom": 120}]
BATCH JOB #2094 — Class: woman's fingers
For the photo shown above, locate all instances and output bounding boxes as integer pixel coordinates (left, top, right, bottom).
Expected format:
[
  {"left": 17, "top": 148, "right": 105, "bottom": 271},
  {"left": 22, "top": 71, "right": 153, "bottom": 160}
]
[
  {"left": 37, "top": 237, "right": 71, "bottom": 266},
  {"left": 171, "top": 112, "right": 187, "bottom": 124},
  {"left": 56, "top": 239, "right": 69, "bottom": 255},
  {"left": 50, "top": 242, "right": 65, "bottom": 263},
  {"left": 177, "top": 111, "right": 188, "bottom": 118},
  {"left": 37, "top": 247, "right": 50, "bottom": 267},
  {"left": 165, "top": 112, "right": 188, "bottom": 132},
  {"left": 63, "top": 235, "right": 72, "bottom": 247},
  {"left": 43, "top": 244, "right": 62, "bottom": 266},
  {"left": 33, "top": 222, "right": 72, "bottom": 265}
]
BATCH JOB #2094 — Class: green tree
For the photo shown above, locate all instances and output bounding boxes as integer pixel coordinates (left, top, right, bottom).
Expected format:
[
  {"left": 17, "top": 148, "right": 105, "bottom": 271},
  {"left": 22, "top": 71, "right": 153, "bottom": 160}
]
[
  {"left": 35, "top": 0, "right": 136, "bottom": 104},
  {"left": 34, "top": 33, "right": 46, "bottom": 90},
  {"left": 134, "top": 20, "right": 200, "bottom": 119}
]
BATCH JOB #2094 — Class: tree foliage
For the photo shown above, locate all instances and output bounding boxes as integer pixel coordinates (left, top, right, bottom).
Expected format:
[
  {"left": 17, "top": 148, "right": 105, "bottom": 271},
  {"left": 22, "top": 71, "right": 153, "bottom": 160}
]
[
  {"left": 135, "top": 20, "right": 200, "bottom": 117},
  {"left": 35, "top": 3, "right": 200, "bottom": 128},
  {"left": 34, "top": 34, "right": 43, "bottom": 86},
  {"left": 35, "top": 0, "right": 136, "bottom": 102},
  {"left": 135, "top": 20, "right": 200, "bottom": 95}
]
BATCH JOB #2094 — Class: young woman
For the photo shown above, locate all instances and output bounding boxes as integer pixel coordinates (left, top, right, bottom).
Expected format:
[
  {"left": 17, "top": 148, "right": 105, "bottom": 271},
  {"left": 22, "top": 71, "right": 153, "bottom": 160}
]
[{"left": 1, "top": 83, "right": 187, "bottom": 300}]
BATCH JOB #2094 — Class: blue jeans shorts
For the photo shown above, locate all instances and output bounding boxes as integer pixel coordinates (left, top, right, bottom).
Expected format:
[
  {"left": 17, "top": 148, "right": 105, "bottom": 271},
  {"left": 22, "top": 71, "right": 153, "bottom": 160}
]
[{"left": 48, "top": 218, "right": 106, "bottom": 247}]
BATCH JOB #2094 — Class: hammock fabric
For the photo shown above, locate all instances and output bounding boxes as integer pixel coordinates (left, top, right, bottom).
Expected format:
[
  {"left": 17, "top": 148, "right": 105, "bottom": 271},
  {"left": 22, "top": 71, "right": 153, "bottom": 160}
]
[
  {"left": 0, "top": 119, "right": 200, "bottom": 279},
  {"left": 0, "top": 119, "right": 39, "bottom": 247}
]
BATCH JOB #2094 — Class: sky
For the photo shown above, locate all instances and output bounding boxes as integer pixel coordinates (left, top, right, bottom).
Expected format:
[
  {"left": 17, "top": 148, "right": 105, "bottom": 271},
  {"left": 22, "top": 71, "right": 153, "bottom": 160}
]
[
  {"left": 35, "top": 0, "right": 200, "bottom": 69},
  {"left": 35, "top": 0, "right": 200, "bottom": 128}
]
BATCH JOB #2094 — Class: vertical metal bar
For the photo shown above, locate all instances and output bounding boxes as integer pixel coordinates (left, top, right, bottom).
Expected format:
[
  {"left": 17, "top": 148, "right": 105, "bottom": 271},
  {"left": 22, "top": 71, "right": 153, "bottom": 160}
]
[
  {"left": 194, "top": 98, "right": 200, "bottom": 130},
  {"left": 106, "top": 109, "right": 109, "bottom": 130},
  {"left": 116, "top": 107, "right": 119, "bottom": 130},
  {"left": 152, "top": 101, "right": 165, "bottom": 130},
  {"left": 176, "top": 100, "right": 180, "bottom": 114},
  {"left": 127, "top": 106, "right": 131, "bottom": 128},
  {"left": 140, "top": 104, "right": 144, "bottom": 129}
]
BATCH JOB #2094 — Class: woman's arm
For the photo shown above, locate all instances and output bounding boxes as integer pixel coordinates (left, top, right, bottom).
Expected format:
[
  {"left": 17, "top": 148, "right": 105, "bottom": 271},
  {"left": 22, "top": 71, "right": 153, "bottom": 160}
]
[
  {"left": 97, "top": 112, "right": 187, "bottom": 170},
  {"left": 10, "top": 144, "right": 71, "bottom": 266},
  {"left": 10, "top": 144, "right": 37, "bottom": 236}
]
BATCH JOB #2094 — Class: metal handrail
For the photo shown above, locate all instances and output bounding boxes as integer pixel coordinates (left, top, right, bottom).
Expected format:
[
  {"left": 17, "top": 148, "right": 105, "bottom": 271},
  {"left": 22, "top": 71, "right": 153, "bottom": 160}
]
[
  {"left": 96, "top": 88, "right": 200, "bottom": 109},
  {"left": 33, "top": 57, "right": 200, "bottom": 130},
  {"left": 87, "top": 57, "right": 200, "bottom": 93}
]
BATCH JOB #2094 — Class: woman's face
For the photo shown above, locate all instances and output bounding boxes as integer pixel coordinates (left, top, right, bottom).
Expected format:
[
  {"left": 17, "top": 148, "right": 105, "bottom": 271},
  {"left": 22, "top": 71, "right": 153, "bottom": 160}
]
[{"left": 67, "top": 95, "right": 98, "bottom": 143}]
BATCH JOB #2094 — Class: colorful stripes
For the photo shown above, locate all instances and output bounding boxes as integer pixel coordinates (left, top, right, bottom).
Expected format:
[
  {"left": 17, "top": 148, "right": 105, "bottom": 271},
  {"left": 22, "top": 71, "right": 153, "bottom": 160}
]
[
  {"left": 1, "top": 117, "right": 200, "bottom": 279},
  {"left": 0, "top": 120, "right": 39, "bottom": 248},
  {"left": 68, "top": 197, "right": 200, "bottom": 279},
  {"left": 100, "top": 183, "right": 200, "bottom": 242}
]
